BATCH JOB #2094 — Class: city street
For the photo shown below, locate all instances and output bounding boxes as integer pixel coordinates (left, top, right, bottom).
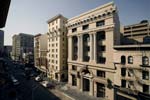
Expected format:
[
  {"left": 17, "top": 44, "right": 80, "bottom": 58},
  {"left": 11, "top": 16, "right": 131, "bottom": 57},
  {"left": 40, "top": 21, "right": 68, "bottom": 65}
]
[{"left": 1, "top": 59, "right": 61, "bottom": 100}]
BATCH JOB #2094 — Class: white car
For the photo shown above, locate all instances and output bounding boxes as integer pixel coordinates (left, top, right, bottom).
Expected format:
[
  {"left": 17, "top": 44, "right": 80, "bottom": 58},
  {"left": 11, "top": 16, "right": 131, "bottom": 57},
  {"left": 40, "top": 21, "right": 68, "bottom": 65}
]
[
  {"left": 35, "top": 76, "right": 42, "bottom": 81},
  {"left": 41, "top": 81, "right": 55, "bottom": 89},
  {"left": 11, "top": 76, "right": 20, "bottom": 85}
]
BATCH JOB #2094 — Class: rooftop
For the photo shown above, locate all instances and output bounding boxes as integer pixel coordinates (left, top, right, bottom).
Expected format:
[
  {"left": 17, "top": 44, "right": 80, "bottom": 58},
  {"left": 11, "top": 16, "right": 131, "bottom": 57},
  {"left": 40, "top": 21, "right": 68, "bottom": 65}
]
[
  {"left": 68, "top": 1, "right": 115, "bottom": 22},
  {"left": 47, "top": 14, "right": 67, "bottom": 24}
]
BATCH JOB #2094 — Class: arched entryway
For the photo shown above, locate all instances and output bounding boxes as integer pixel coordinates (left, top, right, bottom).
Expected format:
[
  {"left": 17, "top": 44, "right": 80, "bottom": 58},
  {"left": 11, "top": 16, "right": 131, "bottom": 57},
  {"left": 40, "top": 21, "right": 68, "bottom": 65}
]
[{"left": 80, "top": 66, "right": 93, "bottom": 92}]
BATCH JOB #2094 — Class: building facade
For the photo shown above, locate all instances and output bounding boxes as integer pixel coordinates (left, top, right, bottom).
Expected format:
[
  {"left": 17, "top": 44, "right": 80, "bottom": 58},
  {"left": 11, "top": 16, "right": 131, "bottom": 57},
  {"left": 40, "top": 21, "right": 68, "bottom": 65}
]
[
  {"left": 67, "top": 2, "right": 120, "bottom": 100},
  {"left": 12, "top": 33, "right": 34, "bottom": 63},
  {"left": 34, "top": 33, "right": 48, "bottom": 73},
  {"left": 123, "top": 20, "right": 150, "bottom": 44},
  {"left": 4, "top": 45, "right": 12, "bottom": 58},
  {"left": 47, "top": 14, "right": 68, "bottom": 82},
  {"left": 114, "top": 45, "right": 150, "bottom": 100},
  {"left": 0, "top": 30, "right": 4, "bottom": 57}
]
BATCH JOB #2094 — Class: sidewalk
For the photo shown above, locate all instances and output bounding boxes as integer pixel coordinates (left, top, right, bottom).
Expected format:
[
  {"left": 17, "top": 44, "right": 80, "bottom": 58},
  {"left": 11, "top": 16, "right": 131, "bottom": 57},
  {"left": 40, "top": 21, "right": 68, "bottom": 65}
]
[
  {"left": 56, "top": 85, "right": 106, "bottom": 100},
  {"left": 40, "top": 79, "right": 107, "bottom": 100}
]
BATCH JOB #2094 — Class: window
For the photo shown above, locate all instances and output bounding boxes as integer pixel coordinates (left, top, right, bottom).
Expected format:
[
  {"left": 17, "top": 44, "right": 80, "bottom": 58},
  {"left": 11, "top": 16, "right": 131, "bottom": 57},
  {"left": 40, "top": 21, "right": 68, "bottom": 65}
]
[
  {"left": 96, "top": 20, "right": 105, "bottom": 27},
  {"left": 121, "top": 68, "right": 126, "bottom": 76},
  {"left": 142, "top": 71, "right": 149, "bottom": 80},
  {"left": 121, "top": 80, "right": 126, "bottom": 88},
  {"left": 72, "top": 75, "right": 77, "bottom": 86},
  {"left": 97, "top": 70, "right": 105, "bottom": 78},
  {"left": 97, "top": 83, "right": 105, "bottom": 97},
  {"left": 142, "top": 56, "right": 149, "bottom": 65},
  {"left": 99, "top": 46, "right": 105, "bottom": 51},
  {"left": 82, "top": 24, "right": 89, "bottom": 30},
  {"left": 143, "top": 85, "right": 149, "bottom": 93},
  {"left": 98, "top": 57, "right": 106, "bottom": 64},
  {"left": 72, "top": 28, "right": 77, "bottom": 33},
  {"left": 72, "top": 65, "right": 77, "bottom": 70},
  {"left": 128, "top": 56, "right": 133, "bottom": 64},
  {"left": 121, "top": 56, "right": 126, "bottom": 64}
]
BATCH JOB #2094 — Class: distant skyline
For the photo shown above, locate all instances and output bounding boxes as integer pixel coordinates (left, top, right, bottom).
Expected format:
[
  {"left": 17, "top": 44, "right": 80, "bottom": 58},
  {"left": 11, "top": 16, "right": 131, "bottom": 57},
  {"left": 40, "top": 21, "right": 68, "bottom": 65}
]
[{"left": 3, "top": 0, "right": 150, "bottom": 45}]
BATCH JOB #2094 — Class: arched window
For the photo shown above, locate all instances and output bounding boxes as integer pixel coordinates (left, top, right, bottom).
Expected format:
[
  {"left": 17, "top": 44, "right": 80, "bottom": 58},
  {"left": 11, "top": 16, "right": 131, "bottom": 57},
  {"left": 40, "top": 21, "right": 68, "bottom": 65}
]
[
  {"left": 142, "top": 56, "right": 149, "bottom": 65},
  {"left": 121, "top": 56, "right": 126, "bottom": 64},
  {"left": 128, "top": 56, "right": 133, "bottom": 64}
]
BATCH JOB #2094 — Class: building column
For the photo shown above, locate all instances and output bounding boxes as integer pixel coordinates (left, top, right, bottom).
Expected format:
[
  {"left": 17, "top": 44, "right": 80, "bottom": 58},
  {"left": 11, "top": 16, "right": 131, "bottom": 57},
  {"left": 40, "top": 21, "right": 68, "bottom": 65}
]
[
  {"left": 80, "top": 34, "right": 83, "bottom": 61},
  {"left": 77, "top": 35, "right": 80, "bottom": 61},
  {"left": 93, "top": 33, "right": 97, "bottom": 63},
  {"left": 90, "top": 79, "right": 94, "bottom": 96},
  {"left": 90, "top": 34, "right": 93, "bottom": 62},
  {"left": 68, "top": 36, "right": 72, "bottom": 60},
  {"left": 80, "top": 75, "right": 83, "bottom": 92}
]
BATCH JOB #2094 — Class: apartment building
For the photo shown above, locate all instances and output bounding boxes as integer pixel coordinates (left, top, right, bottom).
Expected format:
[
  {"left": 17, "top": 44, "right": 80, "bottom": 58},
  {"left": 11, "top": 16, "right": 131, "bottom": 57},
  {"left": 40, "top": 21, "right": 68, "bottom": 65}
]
[
  {"left": 123, "top": 20, "right": 150, "bottom": 44},
  {"left": 47, "top": 14, "right": 68, "bottom": 82},
  {"left": 114, "top": 44, "right": 150, "bottom": 100},
  {"left": 67, "top": 2, "right": 120, "bottom": 99},
  {"left": 12, "top": 33, "right": 34, "bottom": 62},
  {"left": 0, "top": 30, "right": 4, "bottom": 56},
  {"left": 34, "top": 33, "right": 48, "bottom": 73}
]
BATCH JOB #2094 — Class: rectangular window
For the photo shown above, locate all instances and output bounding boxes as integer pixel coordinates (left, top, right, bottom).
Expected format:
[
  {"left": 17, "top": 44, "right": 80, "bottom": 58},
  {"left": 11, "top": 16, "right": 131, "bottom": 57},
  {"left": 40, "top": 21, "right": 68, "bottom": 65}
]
[
  {"left": 96, "top": 20, "right": 105, "bottom": 27},
  {"left": 121, "top": 68, "right": 126, "bottom": 76},
  {"left": 121, "top": 80, "right": 126, "bottom": 88},
  {"left": 142, "top": 71, "right": 149, "bottom": 80},
  {"left": 143, "top": 85, "right": 149, "bottom": 93},
  {"left": 72, "top": 28, "right": 77, "bottom": 33},
  {"left": 98, "top": 57, "right": 106, "bottom": 64},
  {"left": 99, "top": 46, "right": 105, "bottom": 51},
  {"left": 97, "top": 70, "right": 105, "bottom": 78},
  {"left": 72, "top": 65, "right": 77, "bottom": 70},
  {"left": 82, "top": 24, "right": 89, "bottom": 30}
]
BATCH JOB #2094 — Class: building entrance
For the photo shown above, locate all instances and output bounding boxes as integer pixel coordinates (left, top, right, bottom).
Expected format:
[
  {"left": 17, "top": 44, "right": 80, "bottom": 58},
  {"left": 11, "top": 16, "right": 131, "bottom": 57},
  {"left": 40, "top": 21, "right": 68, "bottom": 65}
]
[{"left": 83, "top": 78, "right": 90, "bottom": 91}]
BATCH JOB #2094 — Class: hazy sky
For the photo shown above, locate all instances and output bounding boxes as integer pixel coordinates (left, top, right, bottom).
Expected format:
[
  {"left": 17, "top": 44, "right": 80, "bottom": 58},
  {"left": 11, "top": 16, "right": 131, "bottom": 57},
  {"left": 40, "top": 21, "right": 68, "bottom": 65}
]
[{"left": 3, "top": 0, "right": 150, "bottom": 45}]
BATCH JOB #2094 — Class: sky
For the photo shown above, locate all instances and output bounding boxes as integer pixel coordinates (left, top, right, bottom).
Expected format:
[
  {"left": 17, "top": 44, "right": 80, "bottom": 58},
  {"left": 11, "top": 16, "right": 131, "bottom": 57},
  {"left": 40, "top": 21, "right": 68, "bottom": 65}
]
[{"left": 3, "top": 0, "right": 150, "bottom": 45}]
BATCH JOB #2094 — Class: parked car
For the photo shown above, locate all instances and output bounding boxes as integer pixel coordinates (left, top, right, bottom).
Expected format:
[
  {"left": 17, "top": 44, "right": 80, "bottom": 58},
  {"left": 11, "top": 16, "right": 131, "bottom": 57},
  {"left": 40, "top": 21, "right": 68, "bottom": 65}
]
[
  {"left": 35, "top": 76, "right": 42, "bottom": 82},
  {"left": 11, "top": 76, "right": 20, "bottom": 85},
  {"left": 41, "top": 81, "right": 55, "bottom": 89}
]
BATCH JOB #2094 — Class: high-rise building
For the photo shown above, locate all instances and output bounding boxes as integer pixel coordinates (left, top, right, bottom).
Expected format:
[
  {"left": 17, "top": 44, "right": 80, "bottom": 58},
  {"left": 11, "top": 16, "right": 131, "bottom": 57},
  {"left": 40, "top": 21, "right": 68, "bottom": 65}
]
[
  {"left": 122, "top": 20, "right": 150, "bottom": 44},
  {"left": 66, "top": 2, "right": 120, "bottom": 99},
  {"left": 34, "top": 33, "right": 48, "bottom": 73},
  {"left": 0, "top": 30, "right": 4, "bottom": 57},
  {"left": 12, "top": 33, "right": 34, "bottom": 62},
  {"left": 47, "top": 14, "right": 68, "bottom": 82}
]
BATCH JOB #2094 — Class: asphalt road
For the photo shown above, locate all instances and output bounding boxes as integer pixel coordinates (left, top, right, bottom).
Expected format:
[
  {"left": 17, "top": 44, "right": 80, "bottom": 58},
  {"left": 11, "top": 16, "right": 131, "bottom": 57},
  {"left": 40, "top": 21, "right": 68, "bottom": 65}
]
[{"left": 4, "top": 59, "right": 60, "bottom": 100}]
